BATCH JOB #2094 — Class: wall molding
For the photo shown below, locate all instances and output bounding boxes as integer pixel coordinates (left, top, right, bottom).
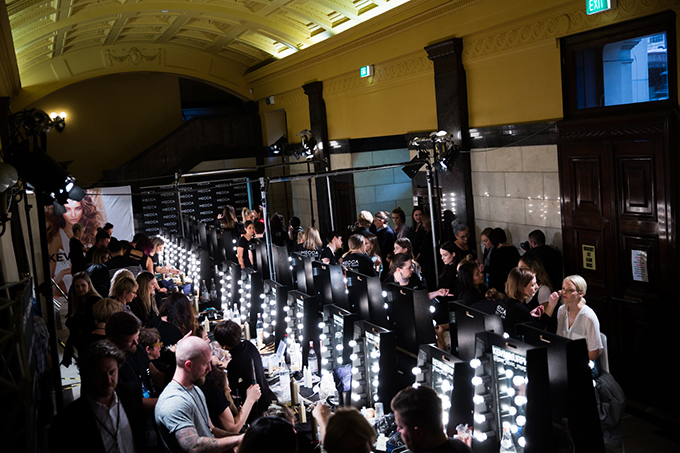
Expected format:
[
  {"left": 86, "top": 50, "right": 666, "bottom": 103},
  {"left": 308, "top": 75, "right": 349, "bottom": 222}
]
[
  {"left": 464, "top": 0, "right": 679, "bottom": 60},
  {"left": 105, "top": 47, "right": 164, "bottom": 66}
]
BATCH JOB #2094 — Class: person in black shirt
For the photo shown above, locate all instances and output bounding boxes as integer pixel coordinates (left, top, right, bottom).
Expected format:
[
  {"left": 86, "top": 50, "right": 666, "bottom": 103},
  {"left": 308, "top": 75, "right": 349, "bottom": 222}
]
[
  {"left": 353, "top": 211, "right": 373, "bottom": 237},
  {"left": 342, "top": 234, "right": 376, "bottom": 276},
  {"left": 373, "top": 211, "right": 396, "bottom": 263},
  {"left": 457, "top": 260, "right": 487, "bottom": 306},
  {"left": 238, "top": 220, "right": 256, "bottom": 269},
  {"left": 522, "top": 229, "right": 564, "bottom": 292},
  {"left": 84, "top": 229, "right": 111, "bottom": 264},
  {"left": 321, "top": 231, "right": 342, "bottom": 265},
  {"left": 295, "top": 227, "right": 323, "bottom": 259},
  {"left": 69, "top": 223, "right": 88, "bottom": 274},
  {"left": 288, "top": 216, "right": 304, "bottom": 251},
  {"left": 213, "top": 320, "right": 275, "bottom": 422}
]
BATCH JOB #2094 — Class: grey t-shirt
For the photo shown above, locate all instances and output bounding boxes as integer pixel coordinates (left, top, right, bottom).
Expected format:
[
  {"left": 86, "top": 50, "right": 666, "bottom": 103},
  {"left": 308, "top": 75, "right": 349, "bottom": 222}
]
[{"left": 155, "top": 381, "right": 213, "bottom": 453}]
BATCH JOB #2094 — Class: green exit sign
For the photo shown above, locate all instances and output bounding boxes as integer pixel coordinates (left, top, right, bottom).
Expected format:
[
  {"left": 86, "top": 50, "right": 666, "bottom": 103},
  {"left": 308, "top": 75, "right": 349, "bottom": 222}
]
[
  {"left": 360, "top": 65, "right": 373, "bottom": 78},
  {"left": 586, "top": 0, "right": 616, "bottom": 15}
]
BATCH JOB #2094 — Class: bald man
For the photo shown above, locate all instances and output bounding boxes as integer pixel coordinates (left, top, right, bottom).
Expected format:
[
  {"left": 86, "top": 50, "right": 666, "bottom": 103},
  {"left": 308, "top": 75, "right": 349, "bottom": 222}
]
[{"left": 155, "top": 336, "right": 244, "bottom": 453}]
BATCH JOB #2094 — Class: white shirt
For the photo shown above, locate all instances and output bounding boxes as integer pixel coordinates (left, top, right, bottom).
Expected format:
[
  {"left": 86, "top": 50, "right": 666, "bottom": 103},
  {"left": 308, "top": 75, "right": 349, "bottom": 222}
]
[
  {"left": 556, "top": 304, "right": 603, "bottom": 353},
  {"left": 88, "top": 392, "right": 136, "bottom": 453}
]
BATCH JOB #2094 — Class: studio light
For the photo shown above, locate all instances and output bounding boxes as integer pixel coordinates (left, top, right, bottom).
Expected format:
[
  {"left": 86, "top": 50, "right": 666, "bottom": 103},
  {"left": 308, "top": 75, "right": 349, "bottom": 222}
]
[
  {"left": 298, "top": 129, "right": 317, "bottom": 159},
  {"left": 0, "top": 163, "right": 18, "bottom": 192},
  {"left": 270, "top": 135, "right": 287, "bottom": 155},
  {"left": 402, "top": 150, "right": 428, "bottom": 179}
]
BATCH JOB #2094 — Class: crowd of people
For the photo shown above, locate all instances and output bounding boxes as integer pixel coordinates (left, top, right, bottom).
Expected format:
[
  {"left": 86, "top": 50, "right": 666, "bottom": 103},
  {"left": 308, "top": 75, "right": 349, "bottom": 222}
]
[{"left": 48, "top": 202, "right": 606, "bottom": 453}]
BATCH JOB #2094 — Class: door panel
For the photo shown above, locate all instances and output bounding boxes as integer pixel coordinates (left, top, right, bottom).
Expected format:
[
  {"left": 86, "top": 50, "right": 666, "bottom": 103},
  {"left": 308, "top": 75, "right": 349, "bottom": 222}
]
[{"left": 558, "top": 112, "right": 677, "bottom": 411}]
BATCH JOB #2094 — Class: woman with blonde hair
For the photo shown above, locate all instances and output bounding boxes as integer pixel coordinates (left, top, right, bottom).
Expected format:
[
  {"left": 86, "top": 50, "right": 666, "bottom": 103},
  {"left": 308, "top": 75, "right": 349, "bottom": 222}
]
[
  {"left": 363, "top": 233, "right": 382, "bottom": 275},
  {"left": 518, "top": 254, "right": 553, "bottom": 310},
  {"left": 130, "top": 271, "right": 159, "bottom": 325},
  {"left": 295, "top": 227, "right": 323, "bottom": 259},
  {"left": 547, "top": 275, "right": 603, "bottom": 361},
  {"left": 341, "top": 234, "right": 376, "bottom": 276}
]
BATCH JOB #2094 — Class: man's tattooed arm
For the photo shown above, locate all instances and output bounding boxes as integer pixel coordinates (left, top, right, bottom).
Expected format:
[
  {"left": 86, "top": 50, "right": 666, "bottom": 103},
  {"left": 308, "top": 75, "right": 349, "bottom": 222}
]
[{"left": 175, "top": 427, "right": 244, "bottom": 453}]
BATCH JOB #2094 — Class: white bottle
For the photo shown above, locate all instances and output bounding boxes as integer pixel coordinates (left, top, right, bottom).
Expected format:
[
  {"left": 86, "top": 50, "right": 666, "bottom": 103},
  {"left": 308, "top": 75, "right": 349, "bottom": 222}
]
[
  {"left": 499, "top": 425, "right": 517, "bottom": 453},
  {"left": 279, "top": 360, "right": 291, "bottom": 404},
  {"left": 308, "top": 341, "right": 318, "bottom": 374}
]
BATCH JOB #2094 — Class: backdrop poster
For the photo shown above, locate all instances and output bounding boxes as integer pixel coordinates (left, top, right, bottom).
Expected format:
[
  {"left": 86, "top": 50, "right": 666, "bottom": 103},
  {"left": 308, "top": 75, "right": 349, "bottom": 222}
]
[{"left": 45, "top": 186, "right": 134, "bottom": 299}]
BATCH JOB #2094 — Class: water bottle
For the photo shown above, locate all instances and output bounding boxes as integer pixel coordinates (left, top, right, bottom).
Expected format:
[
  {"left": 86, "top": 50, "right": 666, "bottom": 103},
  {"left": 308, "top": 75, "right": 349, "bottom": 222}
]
[
  {"left": 210, "top": 278, "right": 218, "bottom": 300},
  {"left": 499, "top": 425, "right": 517, "bottom": 453},
  {"left": 308, "top": 341, "right": 318, "bottom": 374},
  {"left": 201, "top": 280, "right": 210, "bottom": 302},
  {"left": 279, "top": 360, "right": 291, "bottom": 404},
  {"left": 256, "top": 313, "right": 264, "bottom": 349}
]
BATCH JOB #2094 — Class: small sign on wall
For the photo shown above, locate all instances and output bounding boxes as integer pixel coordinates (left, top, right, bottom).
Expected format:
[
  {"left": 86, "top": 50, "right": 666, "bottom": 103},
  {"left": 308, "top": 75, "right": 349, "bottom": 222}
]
[
  {"left": 582, "top": 244, "right": 596, "bottom": 270},
  {"left": 632, "top": 250, "right": 649, "bottom": 282}
]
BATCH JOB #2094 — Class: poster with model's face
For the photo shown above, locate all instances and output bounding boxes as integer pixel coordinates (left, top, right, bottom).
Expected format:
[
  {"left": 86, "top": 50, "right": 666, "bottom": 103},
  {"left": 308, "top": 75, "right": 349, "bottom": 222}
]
[{"left": 45, "top": 186, "right": 134, "bottom": 299}]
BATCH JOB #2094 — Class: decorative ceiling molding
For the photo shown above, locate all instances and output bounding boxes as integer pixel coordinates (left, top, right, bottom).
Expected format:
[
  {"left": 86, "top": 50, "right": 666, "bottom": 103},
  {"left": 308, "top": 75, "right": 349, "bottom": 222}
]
[
  {"left": 6, "top": 0, "right": 412, "bottom": 85},
  {"left": 104, "top": 46, "right": 163, "bottom": 65}
]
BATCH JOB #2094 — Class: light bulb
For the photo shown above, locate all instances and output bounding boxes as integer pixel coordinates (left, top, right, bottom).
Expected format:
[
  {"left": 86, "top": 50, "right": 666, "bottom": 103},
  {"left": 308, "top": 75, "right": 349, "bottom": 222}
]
[
  {"left": 412, "top": 367, "right": 422, "bottom": 375},
  {"left": 470, "top": 358, "right": 481, "bottom": 369},
  {"left": 471, "top": 376, "right": 483, "bottom": 386},
  {"left": 516, "top": 415, "right": 526, "bottom": 427},
  {"left": 514, "top": 395, "right": 527, "bottom": 406}
]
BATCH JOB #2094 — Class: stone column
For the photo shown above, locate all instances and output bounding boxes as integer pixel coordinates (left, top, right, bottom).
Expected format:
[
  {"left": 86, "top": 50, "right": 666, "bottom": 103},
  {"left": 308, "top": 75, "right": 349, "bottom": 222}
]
[{"left": 425, "top": 38, "right": 475, "bottom": 237}]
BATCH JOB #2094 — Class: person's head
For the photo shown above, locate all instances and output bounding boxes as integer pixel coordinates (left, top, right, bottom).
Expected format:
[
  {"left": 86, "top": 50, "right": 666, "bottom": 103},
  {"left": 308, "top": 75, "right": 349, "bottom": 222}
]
[
  {"left": 109, "top": 269, "right": 135, "bottom": 296},
  {"left": 242, "top": 207, "right": 253, "bottom": 223},
  {"left": 394, "top": 238, "right": 413, "bottom": 257},
  {"left": 452, "top": 223, "right": 470, "bottom": 245},
  {"left": 391, "top": 207, "right": 406, "bottom": 227},
  {"left": 239, "top": 416, "right": 297, "bottom": 453},
  {"left": 290, "top": 215, "right": 301, "bottom": 229},
  {"left": 326, "top": 231, "right": 342, "bottom": 249},
  {"left": 363, "top": 233, "right": 380, "bottom": 258},
  {"left": 111, "top": 276, "right": 138, "bottom": 304},
  {"left": 254, "top": 221, "right": 265, "bottom": 236},
  {"left": 105, "top": 311, "right": 140, "bottom": 353},
  {"left": 296, "top": 230, "right": 306, "bottom": 244},
  {"left": 78, "top": 340, "right": 125, "bottom": 401},
  {"left": 391, "top": 253, "right": 413, "bottom": 284},
  {"left": 94, "top": 229, "right": 111, "bottom": 248},
  {"left": 103, "top": 222, "right": 114, "bottom": 236},
  {"left": 139, "top": 328, "right": 163, "bottom": 360},
  {"left": 244, "top": 220, "right": 255, "bottom": 239},
  {"left": 159, "top": 293, "right": 197, "bottom": 336},
  {"left": 175, "top": 336, "right": 212, "bottom": 386},
  {"left": 458, "top": 261, "right": 484, "bottom": 291},
  {"left": 63, "top": 199, "right": 83, "bottom": 226},
  {"left": 391, "top": 386, "right": 445, "bottom": 451},
  {"left": 480, "top": 227, "right": 494, "bottom": 251},
  {"left": 373, "top": 211, "right": 389, "bottom": 230},
  {"left": 505, "top": 267, "right": 538, "bottom": 301},
  {"left": 135, "top": 236, "right": 154, "bottom": 255},
  {"left": 518, "top": 254, "right": 553, "bottom": 292},
  {"left": 562, "top": 275, "right": 587, "bottom": 306},
  {"left": 220, "top": 205, "right": 238, "bottom": 229},
  {"left": 489, "top": 227, "right": 507, "bottom": 248},
  {"left": 72, "top": 271, "right": 94, "bottom": 297},
  {"left": 91, "top": 247, "right": 111, "bottom": 264},
  {"left": 107, "top": 237, "right": 124, "bottom": 256},
  {"left": 270, "top": 213, "right": 284, "bottom": 231},
  {"left": 303, "top": 227, "right": 322, "bottom": 250},
  {"left": 411, "top": 208, "right": 423, "bottom": 226},
  {"left": 356, "top": 211, "right": 373, "bottom": 228},
  {"left": 136, "top": 271, "right": 158, "bottom": 315},
  {"left": 528, "top": 229, "right": 546, "bottom": 248},
  {"left": 264, "top": 402, "right": 296, "bottom": 425},
  {"left": 151, "top": 237, "right": 165, "bottom": 255},
  {"left": 324, "top": 407, "right": 377, "bottom": 453},
  {"left": 439, "top": 241, "right": 456, "bottom": 266},
  {"left": 72, "top": 222, "right": 83, "bottom": 238},
  {"left": 92, "top": 298, "right": 123, "bottom": 325},
  {"left": 213, "top": 319, "right": 242, "bottom": 350},
  {"left": 347, "top": 234, "right": 366, "bottom": 253},
  {"left": 131, "top": 232, "right": 146, "bottom": 245},
  {"left": 421, "top": 212, "right": 432, "bottom": 232}
]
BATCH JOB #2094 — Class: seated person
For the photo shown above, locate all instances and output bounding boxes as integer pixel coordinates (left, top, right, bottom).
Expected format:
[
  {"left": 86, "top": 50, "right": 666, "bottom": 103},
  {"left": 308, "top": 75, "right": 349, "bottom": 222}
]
[
  {"left": 341, "top": 234, "right": 376, "bottom": 276},
  {"left": 213, "top": 320, "right": 277, "bottom": 422}
]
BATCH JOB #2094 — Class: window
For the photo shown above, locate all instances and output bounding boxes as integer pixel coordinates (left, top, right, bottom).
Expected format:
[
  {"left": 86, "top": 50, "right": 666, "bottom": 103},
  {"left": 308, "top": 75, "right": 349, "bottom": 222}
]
[{"left": 562, "top": 11, "right": 676, "bottom": 118}]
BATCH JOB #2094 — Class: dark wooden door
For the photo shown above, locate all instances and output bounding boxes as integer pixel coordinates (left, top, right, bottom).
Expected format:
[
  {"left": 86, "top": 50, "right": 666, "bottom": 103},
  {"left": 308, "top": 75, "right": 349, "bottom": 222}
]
[{"left": 558, "top": 111, "right": 678, "bottom": 411}]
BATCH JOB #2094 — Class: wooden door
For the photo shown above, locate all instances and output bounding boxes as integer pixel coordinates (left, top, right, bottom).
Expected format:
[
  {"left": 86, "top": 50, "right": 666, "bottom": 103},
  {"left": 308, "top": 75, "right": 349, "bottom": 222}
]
[{"left": 558, "top": 111, "right": 678, "bottom": 411}]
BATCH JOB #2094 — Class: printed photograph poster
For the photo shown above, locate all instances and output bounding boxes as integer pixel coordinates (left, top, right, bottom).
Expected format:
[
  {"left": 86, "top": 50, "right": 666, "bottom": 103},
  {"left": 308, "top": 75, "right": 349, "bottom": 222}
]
[{"left": 45, "top": 186, "right": 134, "bottom": 299}]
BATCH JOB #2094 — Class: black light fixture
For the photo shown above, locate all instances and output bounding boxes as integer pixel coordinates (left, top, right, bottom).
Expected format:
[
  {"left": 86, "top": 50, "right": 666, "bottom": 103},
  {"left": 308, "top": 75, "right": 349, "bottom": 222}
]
[
  {"left": 298, "top": 129, "right": 317, "bottom": 159},
  {"left": 270, "top": 135, "right": 288, "bottom": 155},
  {"left": 2, "top": 108, "right": 76, "bottom": 205},
  {"left": 436, "top": 142, "right": 460, "bottom": 173},
  {"left": 402, "top": 150, "right": 429, "bottom": 179}
]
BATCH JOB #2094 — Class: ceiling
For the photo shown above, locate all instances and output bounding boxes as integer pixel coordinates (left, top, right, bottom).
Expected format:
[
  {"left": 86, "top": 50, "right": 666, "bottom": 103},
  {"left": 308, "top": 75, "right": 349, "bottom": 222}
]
[{"left": 6, "top": 0, "right": 410, "bottom": 82}]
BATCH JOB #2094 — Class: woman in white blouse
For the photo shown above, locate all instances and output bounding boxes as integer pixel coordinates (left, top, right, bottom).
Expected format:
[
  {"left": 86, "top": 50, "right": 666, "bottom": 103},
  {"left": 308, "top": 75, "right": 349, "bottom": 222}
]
[{"left": 547, "top": 274, "right": 603, "bottom": 361}]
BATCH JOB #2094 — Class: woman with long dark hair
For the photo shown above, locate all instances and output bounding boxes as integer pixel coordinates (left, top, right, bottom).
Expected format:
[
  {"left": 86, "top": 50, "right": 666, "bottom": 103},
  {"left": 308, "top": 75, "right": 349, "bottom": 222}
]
[
  {"left": 129, "top": 271, "right": 159, "bottom": 325},
  {"left": 487, "top": 228, "right": 520, "bottom": 293},
  {"left": 457, "top": 259, "right": 487, "bottom": 306}
]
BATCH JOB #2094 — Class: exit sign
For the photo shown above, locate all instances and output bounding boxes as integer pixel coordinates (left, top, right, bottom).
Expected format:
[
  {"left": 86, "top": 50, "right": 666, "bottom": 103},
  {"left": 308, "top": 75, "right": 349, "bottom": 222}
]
[
  {"left": 360, "top": 65, "right": 373, "bottom": 78},
  {"left": 586, "top": 0, "right": 616, "bottom": 15}
]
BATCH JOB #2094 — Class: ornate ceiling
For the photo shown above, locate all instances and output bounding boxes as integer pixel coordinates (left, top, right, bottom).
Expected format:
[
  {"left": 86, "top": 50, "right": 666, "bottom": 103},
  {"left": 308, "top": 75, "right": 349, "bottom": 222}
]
[{"left": 6, "top": 0, "right": 410, "bottom": 82}]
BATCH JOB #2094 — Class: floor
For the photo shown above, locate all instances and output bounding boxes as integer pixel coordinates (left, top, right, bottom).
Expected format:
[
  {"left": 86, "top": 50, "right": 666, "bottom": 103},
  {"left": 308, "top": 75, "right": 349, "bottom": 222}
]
[{"left": 54, "top": 304, "right": 679, "bottom": 452}]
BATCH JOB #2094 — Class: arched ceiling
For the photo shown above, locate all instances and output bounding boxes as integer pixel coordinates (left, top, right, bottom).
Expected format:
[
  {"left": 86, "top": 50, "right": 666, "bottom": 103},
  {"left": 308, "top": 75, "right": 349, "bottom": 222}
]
[{"left": 6, "top": 0, "right": 410, "bottom": 100}]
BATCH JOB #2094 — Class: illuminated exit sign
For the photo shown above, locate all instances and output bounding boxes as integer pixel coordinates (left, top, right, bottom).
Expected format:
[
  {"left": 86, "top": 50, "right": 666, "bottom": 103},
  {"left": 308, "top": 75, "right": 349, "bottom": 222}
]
[
  {"left": 360, "top": 65, "right": 373, "bottom": 78},
  {"left": 586, "top": 0, "right": 616, "bottom": 15}
]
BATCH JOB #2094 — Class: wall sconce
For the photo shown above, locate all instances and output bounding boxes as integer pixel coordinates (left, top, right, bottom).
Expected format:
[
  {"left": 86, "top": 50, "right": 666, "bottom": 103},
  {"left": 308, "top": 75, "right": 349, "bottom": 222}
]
[{"left": 49, "top": 111, "right": 67, "bottom": 132}]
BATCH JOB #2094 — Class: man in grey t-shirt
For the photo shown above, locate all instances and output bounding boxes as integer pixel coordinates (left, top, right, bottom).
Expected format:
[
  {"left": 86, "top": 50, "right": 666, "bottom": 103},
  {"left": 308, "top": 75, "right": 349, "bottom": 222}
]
[{"left": 155, "top": 336, "right": 243, "bottom": 452}]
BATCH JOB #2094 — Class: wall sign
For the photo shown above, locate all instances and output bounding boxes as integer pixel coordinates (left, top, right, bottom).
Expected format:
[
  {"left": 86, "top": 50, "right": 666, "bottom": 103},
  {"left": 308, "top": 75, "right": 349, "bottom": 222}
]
[
  {"left": 631, "top": 250, "right": 649, "bottom": 282},
  {"left": 586, "top": 0, "right": 616, "bottom": 15},
  {"left": 582, "top": 244, "right": 596, "bottom": 270}
]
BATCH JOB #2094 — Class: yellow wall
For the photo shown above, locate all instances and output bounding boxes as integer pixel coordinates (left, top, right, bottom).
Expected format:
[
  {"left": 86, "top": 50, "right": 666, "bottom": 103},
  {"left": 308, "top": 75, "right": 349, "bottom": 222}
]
[{"left": 27, "top": 73, "right": 183, "bottom": 184}]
